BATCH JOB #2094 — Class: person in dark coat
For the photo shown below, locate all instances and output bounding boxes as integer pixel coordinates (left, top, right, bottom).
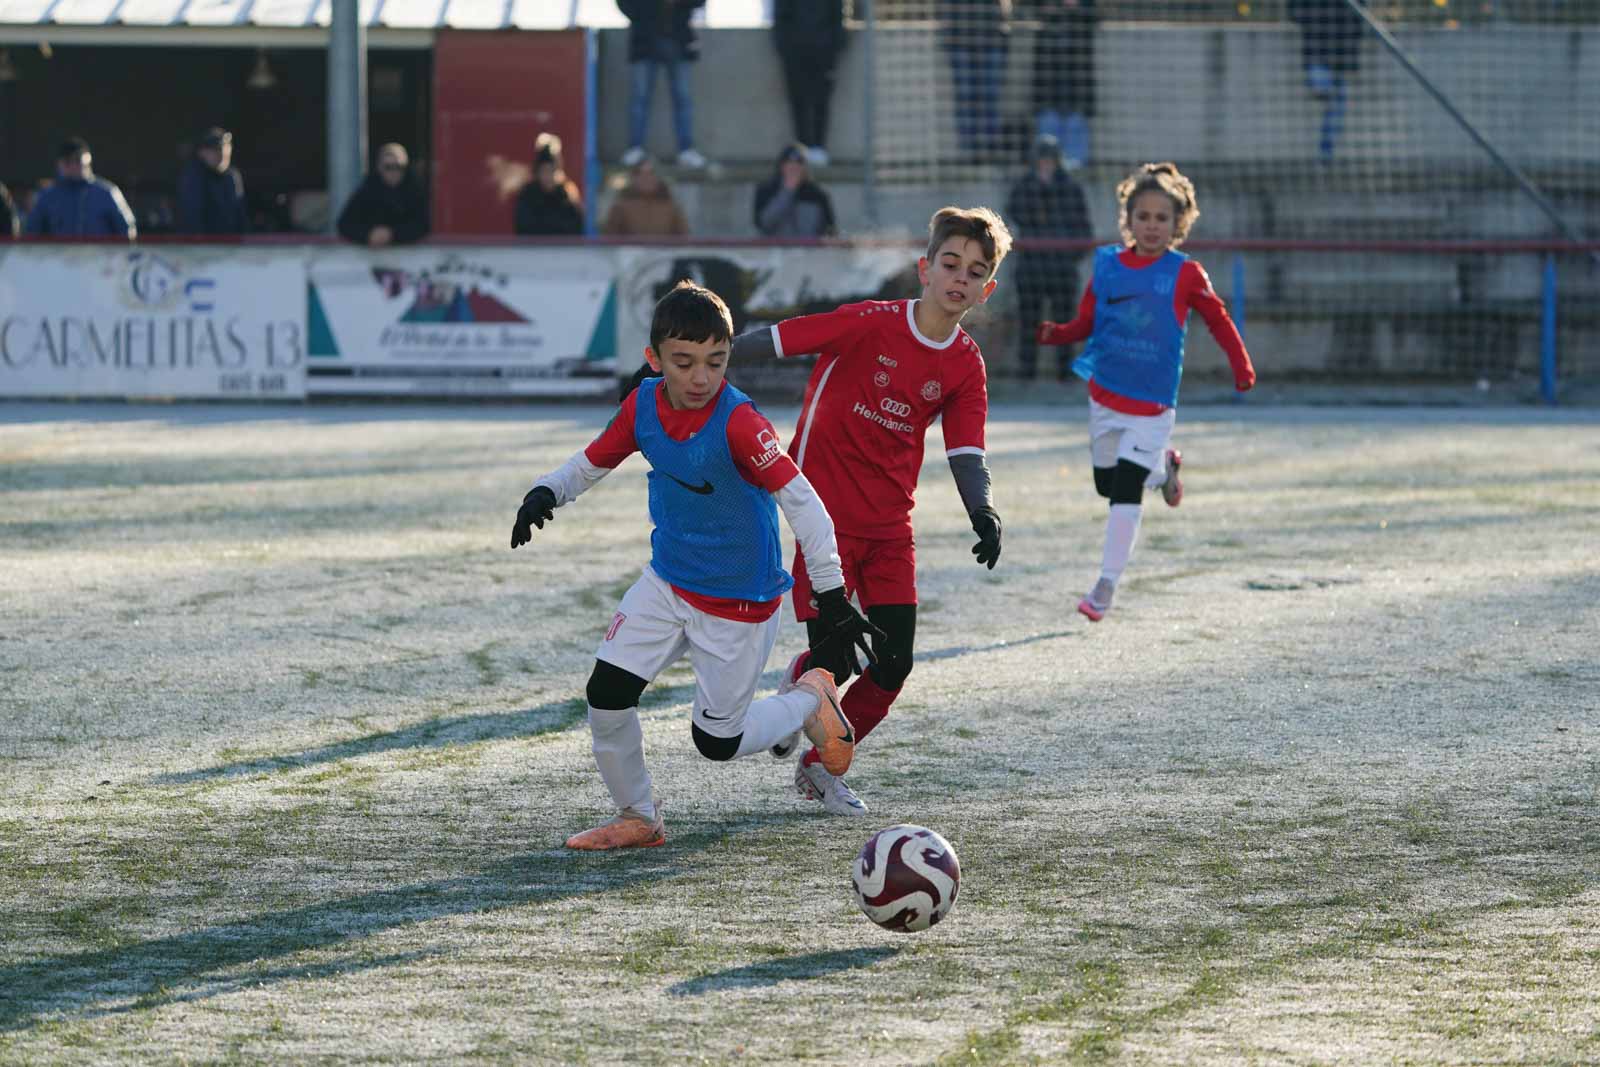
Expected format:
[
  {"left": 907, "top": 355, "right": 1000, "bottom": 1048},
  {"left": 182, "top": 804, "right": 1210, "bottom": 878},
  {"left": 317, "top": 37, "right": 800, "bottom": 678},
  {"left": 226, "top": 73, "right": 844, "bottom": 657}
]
[
  {"left": 754, "top": 144, "right": 836, "bottom": 238},
  {"left": 336, "top": 143, "right": 429, "bottom": 247},
  {"left": 1005, "top": 134, "right": 1092, "bottom": 380},
  {"left": 618, "top": 0, "right": 710, "bottom": 169},
  {"left": 772, "top": 0, "right": 846, "bottom": 166},
  {"left": 937, "top": 0, "right": 1009, "bottom": 157},
  {"left": 176, "top": 127, "right": 249, "bottom": 235},
  {"left": 25, "top": 137, "right": 136, "bottom": 240},
  {"left": 0, "top": 181, "right": 18, "bottom": 238},
  {"left": 1288, "top": 0, "right": 1365, "bottom": 161},
  {"left": 1032, "top": 0, "right": 1097, "bottom": 167},
  {"left": 514, "top": 133, "right": 585, "bottom": 236}
]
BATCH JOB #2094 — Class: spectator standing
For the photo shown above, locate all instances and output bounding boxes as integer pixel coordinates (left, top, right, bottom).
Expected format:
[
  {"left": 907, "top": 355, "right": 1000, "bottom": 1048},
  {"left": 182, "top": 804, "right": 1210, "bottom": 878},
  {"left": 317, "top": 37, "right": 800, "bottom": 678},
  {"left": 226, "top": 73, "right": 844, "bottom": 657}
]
[
  {"left": 602, "top": 155, "right": 689, "bottom": 237},
  {"left": 619, "top": 0, "right": 711, "bottom": 170},
  {"left": 1032, "top": 0, "right": 1097, "bottom": 167},
  {"left": 937, "top": 0, "right": 1010, "bottom": 158},
  {"left": 1288, "top": 0, "right": 1365, "bottom": 162},
  {"left": 26, "top": 137, "right": 136, "bottom": 240},
  {"left": 515, "top": 133, "right": 586, "bottom": 236},
  {"left": 1005, "top": 134, "right": 1092, "bottom": 380},
  {"left": 336, "top": 143, "right": 429, "bottom": 247},
  {"left": 754, "top": 144, "right": 836, "bottom": 238},
  {"left": 773, "top": 0, "right": 847, "bottom": 167},
  {"left": 0, "top": 181, "right": 17, "bottom": 238},
  {"left": 176, "top": 127, "right": 249, "bottom": 235}
]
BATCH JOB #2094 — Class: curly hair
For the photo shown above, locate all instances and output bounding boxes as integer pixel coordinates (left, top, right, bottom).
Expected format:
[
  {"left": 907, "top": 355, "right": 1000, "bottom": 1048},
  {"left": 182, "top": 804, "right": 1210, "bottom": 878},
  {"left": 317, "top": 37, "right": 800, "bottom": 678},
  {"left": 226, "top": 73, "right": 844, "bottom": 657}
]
[{"left": 1115, "top": 163, "right": 1200, "bottom": 248}]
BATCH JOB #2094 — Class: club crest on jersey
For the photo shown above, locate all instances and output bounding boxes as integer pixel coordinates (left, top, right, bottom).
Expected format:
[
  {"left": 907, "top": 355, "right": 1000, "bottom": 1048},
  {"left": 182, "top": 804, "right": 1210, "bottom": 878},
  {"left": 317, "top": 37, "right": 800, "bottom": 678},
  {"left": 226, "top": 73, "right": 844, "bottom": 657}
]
[
  {"left": 921, "top": 380, "right": 941, "bottom": 401},
  {"left": 874, "top": 371, "right": 890, "bottom": 387}
]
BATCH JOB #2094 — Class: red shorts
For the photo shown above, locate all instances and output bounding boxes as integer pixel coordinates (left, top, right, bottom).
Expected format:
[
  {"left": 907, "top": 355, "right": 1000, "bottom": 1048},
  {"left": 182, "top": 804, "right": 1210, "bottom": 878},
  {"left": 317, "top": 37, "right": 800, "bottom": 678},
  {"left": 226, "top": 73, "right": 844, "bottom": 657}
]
[{"left": 791, "top": 533, "right": 917, "bottom": 622}]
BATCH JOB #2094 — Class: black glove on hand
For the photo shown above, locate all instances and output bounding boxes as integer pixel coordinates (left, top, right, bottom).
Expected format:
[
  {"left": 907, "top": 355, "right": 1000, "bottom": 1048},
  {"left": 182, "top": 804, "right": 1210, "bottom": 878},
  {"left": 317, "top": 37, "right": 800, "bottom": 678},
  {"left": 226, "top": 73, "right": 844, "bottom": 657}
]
[
  {"left": 809, "top": 587, "right": 888, "bottom": 684},
  {"left": 970, "top": 506, "right": 1002, "bottom": 569},
  {"left": 510, "top": 486, "right": 557, "bottom": 549}
]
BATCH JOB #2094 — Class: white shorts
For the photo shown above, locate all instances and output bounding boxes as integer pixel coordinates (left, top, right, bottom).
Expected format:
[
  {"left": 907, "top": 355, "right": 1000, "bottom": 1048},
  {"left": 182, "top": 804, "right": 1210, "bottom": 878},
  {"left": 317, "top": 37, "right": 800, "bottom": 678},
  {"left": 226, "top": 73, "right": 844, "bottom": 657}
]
[
  {"left": 595, "top": 565, "right": 782, "bottom": 740},
  {"left": 1087, "top": 398, "right": 1177, "bottom": 486}
]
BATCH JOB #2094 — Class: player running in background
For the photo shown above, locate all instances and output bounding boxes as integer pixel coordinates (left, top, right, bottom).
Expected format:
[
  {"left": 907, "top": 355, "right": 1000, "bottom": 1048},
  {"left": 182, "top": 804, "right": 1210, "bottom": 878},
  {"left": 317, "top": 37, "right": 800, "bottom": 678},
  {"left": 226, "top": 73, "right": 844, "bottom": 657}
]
[
  {"left": 1036, "top": 162, "right": 1256, "bottom": 622},
  {"left": 511, "top": 281, "right": 882, "bottom": 851},
  {"left": 731, "top": 206, "right": 1012, "bottom": 818}
]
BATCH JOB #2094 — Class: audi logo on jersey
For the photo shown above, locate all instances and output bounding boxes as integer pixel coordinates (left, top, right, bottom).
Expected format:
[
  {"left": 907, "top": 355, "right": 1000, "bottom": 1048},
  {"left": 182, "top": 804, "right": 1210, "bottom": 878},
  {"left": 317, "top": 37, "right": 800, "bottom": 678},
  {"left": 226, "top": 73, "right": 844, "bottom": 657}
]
[{"left": 880, "top": 397, "right": 912, "bottom": 417}]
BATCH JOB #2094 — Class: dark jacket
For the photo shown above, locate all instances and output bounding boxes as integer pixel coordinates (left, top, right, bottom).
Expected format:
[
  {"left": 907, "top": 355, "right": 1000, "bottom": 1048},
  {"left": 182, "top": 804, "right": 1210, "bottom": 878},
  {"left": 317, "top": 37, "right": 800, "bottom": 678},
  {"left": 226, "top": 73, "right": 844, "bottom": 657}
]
[
  {"left": 937, "top": 0, "right": 1009, "bottom": 51},
  {"left": 618, "top": 0, "right": 707, "bottom": 63},
  {"left": 754, "top": 177, "right": 836, "bottom": 238},
  {"left": 514, "top": 180, "right": 585, "bottom": 236},
  {"left": 336, "top": 170, "right": 430, "bottom": 245},
  {"left": 1288, "top": 0, "right": 1364, "bottom": 74},
  {"left": 176, "top": 157, "right": 250, "bottom": 235},
  {"left": 1005, "top": 167, "right": 1092, "bottom": 287},
  {"left": 0, "top": 182, "right": 17, "bottom": 238},
  {"left": 1032, "top": 0, "right": 1097, "bottom": 117},
  {"left": 26, "top": 175, "right": 136, "bottom": 239},
  {"left": 773, "top": 0, "right": 845, "bottom": 57}
]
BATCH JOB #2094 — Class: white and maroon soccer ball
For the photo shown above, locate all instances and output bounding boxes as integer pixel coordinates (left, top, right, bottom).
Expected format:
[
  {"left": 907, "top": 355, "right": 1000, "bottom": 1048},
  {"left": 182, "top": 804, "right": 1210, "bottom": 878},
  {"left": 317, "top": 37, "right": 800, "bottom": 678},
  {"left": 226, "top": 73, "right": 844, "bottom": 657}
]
[{"left": 850, "top": 824, "right": 961, "bottom": 933}]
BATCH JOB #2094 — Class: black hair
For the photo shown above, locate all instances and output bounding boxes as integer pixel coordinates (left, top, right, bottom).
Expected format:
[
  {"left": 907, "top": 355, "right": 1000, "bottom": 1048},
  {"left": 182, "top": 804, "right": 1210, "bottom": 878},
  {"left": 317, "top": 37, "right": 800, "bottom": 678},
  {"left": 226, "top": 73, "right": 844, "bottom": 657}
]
[
  {"left": 649, "top": 280, "right": 734, "bottom": 353},
  {"left": 57, "top": 137, "right": 90, "bottom": 160}
]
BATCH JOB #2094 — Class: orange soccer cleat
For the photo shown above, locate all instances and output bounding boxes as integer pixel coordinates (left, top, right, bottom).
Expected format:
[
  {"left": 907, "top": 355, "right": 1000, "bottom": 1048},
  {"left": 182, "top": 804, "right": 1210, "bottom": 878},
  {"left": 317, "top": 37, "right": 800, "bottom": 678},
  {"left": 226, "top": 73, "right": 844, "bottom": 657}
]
[
  {"left": 564, "top": 809, "right": 665, "bottom": 851},
  {"left": 794, "top": 667, "right": 854, "bottom": 776}
]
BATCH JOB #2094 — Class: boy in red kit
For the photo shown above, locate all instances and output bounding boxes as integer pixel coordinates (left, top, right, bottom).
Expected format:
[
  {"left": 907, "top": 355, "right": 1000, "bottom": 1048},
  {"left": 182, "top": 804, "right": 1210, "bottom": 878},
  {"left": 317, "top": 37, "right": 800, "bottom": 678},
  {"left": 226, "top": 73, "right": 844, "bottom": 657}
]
[
  {"left": 1037, "top": 162, "right": 1256, "bottom": 621},
  {"left": 731, "top": 207, "right": 1013, "bottom": 818},
  {"left": 511, "top": 281, "right": 879, "bottom": 850}
]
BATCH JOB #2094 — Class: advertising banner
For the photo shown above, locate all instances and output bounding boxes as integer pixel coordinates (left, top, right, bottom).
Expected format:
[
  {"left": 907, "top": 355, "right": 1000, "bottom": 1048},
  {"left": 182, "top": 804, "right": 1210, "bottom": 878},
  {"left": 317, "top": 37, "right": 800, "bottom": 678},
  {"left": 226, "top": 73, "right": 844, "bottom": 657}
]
[
  {"left": 613, "top": 244, "right": 920, "bottom": 380},
  {"left": 306, "top": 247, "right": 617, "bottom": 396},
  {"left": 0, "top": 246, "right": 306, "bottom": 399}
]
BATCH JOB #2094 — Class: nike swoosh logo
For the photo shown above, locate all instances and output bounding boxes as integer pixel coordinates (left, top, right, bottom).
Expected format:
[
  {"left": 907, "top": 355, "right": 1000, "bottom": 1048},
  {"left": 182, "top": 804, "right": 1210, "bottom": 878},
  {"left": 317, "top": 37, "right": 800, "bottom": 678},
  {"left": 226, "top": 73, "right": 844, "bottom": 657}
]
[
  {"left": 666, "top": 474, "right": 714, "bottom": 495},
  {"left": 1106, "top": 294, "right": 1138, "bottom": 305},
  {"left": 701, "top": 708, "right": 730, "bottom": 721},
  {"left": 1131, "top": 446, "right": 1153, "bottom": 453}
]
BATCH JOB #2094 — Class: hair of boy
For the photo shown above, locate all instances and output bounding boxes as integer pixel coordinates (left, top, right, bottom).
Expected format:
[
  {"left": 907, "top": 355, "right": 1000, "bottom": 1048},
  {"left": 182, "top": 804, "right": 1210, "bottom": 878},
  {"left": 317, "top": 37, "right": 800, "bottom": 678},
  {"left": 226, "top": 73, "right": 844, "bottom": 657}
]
[
  {"left": 649, "top": 279, "right": 735, "bottom": 353},
  {"left": 924, "top": 206, "right": 1014, "bottom": 279},
  {"left": 1115, "top": 162, "right": 1200, "bottom": 248}
]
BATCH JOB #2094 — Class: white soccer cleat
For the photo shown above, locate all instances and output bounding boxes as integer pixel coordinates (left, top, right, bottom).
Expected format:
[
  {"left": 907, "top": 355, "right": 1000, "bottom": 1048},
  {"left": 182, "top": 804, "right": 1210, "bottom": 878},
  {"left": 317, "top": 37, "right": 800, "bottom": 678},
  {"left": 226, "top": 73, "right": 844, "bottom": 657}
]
[{"left": 795, "top": 759, "right": 868, "bottom": 817}]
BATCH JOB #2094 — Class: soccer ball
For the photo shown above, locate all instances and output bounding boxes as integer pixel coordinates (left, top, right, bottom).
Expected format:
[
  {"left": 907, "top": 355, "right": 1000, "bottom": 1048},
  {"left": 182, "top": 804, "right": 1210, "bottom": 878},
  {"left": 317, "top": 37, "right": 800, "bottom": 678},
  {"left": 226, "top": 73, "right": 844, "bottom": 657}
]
[{"left": 850, "top": 824, "right": 961, "bottom": 933}]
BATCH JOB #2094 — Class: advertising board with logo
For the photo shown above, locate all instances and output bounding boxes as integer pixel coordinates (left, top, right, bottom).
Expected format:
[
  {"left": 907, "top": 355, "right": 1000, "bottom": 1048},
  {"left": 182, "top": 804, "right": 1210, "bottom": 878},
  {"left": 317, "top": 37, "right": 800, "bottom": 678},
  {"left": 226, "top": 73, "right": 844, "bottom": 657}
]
[
  {"left": 307, "top": 248, "right": 617, "bottom": 397},
  {"left": 614, "top": 245, "right": 920, "bottom": 381},
  {"left": 0, "top": 246, "right": 306, "bottom": 399}
]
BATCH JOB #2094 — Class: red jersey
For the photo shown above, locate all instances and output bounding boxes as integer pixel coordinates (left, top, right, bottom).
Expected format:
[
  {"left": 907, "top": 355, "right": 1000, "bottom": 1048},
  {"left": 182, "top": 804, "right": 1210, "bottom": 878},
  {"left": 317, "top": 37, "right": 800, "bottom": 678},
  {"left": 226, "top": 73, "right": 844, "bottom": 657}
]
[
  {"left": 1044, "top": 250, "right": 1255, "bottom": 415},
  {"left": 774, "top": 299, "right": 989, "bottom": 540},
  {"left": 586, "top": 381, "right": 800, "bottom": 621}
]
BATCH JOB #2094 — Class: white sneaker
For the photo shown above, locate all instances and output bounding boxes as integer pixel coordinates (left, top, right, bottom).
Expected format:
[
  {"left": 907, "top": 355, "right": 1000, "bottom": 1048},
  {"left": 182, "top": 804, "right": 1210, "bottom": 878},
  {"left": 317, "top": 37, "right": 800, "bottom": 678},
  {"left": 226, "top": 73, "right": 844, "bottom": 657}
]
[
  {"left": 620, "top": 145, "right": 646, "bottom": 167},
  {"left": 769, "top": 650, "right": 810, "bottom": 759},
  {"left": 676, "top": 148, "right": 708, "bottom": 169},
  {"left": 795, "top": 760, "right": 868, "bottom": 817},
  {"left": 805, "top": 145, "right": 830, "bottom": 167}
]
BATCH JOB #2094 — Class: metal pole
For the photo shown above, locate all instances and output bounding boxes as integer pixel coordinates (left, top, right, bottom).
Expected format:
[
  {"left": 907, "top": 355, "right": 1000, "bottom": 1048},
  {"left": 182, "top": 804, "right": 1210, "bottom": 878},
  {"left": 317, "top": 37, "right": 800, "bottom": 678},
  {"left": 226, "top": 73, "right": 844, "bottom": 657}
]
[
  {"left": 1344, "top": 0, "right": 1596, "bottom": 268},
  {"left": 861, "top": 0, "right": 878, "bottom": 228},
  {"left": 1540, "top": 253, "right": 1557, "bottom": 406},
  {"left": 327, "top": 0, "right": 368, "bottom": 235}
]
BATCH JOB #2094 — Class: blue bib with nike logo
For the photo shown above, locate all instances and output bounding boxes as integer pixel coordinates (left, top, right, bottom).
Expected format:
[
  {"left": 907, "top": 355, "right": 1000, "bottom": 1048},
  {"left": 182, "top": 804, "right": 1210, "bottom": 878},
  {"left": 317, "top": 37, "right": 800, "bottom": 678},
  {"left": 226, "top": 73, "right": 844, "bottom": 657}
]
[
  {"left": 1072, "top": 244, "right": 1189, "bottom": 407},
  {"left": 635, "top": 378, "right": 793, "bottom": 603}
]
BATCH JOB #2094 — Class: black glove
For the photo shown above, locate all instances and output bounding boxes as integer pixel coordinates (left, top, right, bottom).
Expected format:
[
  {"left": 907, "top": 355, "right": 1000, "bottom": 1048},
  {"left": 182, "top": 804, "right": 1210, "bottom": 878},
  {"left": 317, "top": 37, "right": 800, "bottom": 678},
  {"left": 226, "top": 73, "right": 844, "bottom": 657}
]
[
  {"left": 510, "top": 486, "right": 557, "bottom": 549},
  {"left": 970, "top": 506, "right": 1002, "bottom": 569},
  {"left": 809, "top": 587, "right": 888, "bottom": 684}
]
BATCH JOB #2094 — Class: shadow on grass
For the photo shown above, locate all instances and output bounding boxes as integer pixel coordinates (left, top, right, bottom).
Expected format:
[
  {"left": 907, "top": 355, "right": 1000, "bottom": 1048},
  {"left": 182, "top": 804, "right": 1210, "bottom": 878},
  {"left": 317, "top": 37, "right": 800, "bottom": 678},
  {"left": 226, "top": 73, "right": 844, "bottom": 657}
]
[
  {"left": 149, "top": 633, "right": 1072, "bottom": 787},
  {"left": 668, "top": 946, "right": 902, "bottom": 997},
  {"left": 0, "top": 810, "right": 814, "bottom": 1033}
]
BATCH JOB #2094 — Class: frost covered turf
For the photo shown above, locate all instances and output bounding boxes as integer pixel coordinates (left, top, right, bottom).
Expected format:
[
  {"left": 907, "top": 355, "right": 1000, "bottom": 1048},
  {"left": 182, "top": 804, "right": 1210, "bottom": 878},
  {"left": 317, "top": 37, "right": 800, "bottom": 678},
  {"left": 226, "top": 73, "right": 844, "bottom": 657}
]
[{"left": 1, "top": 400, "right": 1597, "bottom": 1065}]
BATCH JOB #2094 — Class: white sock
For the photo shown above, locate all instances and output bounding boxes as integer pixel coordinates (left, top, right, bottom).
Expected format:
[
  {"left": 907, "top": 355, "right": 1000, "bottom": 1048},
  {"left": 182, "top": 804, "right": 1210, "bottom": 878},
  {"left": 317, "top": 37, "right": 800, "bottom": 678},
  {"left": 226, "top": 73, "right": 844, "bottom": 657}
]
[
  {"left": 587, "top": 705, "right": 655, "bottom": 819},
  {"left": 1100, "top": 504, "right": 1143, "bottom": 583},
  {"left": 732, "top": 690, "right": 818, "bottom": 759}
]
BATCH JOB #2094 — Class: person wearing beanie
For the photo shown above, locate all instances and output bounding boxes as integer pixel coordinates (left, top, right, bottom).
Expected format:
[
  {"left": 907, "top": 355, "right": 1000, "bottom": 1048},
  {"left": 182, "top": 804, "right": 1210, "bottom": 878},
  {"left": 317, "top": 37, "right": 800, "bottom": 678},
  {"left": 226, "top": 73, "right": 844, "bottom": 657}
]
[{"left": 515, "top": 133, "right": 585, "bottom": 236}]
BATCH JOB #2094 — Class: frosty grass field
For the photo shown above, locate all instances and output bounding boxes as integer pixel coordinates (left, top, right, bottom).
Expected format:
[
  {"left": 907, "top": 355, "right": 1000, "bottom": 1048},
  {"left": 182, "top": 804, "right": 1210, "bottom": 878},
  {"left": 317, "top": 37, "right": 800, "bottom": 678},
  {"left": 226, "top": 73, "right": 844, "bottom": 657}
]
[{"left": 2, "top": 398, "right": 1597, "bottom": 1066}]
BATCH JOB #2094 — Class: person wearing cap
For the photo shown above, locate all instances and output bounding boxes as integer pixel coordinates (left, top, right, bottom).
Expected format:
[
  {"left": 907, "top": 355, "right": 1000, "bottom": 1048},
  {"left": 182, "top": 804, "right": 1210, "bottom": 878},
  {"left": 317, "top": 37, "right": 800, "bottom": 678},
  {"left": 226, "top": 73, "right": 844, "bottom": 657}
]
[
  {"left": 753, "top": 144, "right": 836, "bottom": 239},
  {"left": 1004, "top": 133, "right": 1091, "bottom": 380},
  {"left": 25, "top": 137, "right": 136, "bottom": 240},
  {"left": 336, "top": 143, "right": 430, "bottom": 247},
  {"left": 514, "top": 133, "right": 585, "bottom": 236},
  {"left": 177, "top": 127, "right": 249, "bottom": 235}
]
